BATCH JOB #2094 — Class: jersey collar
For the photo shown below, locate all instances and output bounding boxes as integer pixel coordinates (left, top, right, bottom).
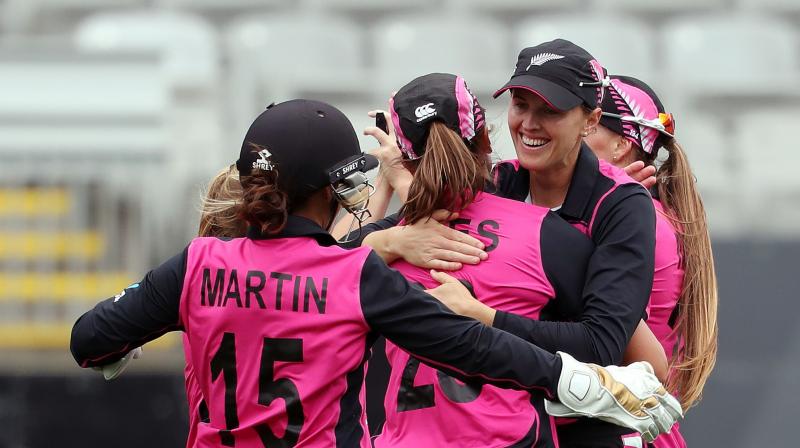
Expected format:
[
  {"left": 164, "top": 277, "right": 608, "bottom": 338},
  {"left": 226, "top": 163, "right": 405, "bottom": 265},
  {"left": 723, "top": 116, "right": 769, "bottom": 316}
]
[
  {"left": 246, "top": 215, "right": 339, "bottom": 246},
  {"left": 559, "top": 143, "right": 599, "bottom": 221}
]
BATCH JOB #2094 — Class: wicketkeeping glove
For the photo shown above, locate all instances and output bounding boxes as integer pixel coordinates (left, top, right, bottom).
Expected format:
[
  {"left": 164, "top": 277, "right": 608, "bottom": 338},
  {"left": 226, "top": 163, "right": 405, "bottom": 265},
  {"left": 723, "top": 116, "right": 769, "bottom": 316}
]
[
  {"left": 92, "top": 347, "right": 142, "bottom": 381},
  {"left": 546, "top": 351, "right": 683, "bottom": 442}
]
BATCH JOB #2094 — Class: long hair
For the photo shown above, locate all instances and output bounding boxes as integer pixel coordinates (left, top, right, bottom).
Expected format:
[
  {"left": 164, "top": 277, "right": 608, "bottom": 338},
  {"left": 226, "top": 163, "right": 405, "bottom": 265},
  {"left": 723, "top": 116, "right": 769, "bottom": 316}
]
[
  {"left": 637, "top": 138, "right": 718, "bottom": 410},
  {"left": 237, "top": 145, "right": 292, "bottom": 235},
  {"left": 400, "top": 122, "right": 491, "bottom": 224},
  {"left": 198, "top": 165, "right": 246, "bottom": 238}
]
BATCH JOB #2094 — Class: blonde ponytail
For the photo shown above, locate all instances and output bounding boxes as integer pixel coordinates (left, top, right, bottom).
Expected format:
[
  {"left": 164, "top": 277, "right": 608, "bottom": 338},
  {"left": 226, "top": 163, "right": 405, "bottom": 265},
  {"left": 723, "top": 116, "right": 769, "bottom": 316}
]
[
  {"left": 401, "top": 122, "right": 490, "bottom": 224},
  {"left": 657, "top": 139, "right": 719, "bottom": 410}
]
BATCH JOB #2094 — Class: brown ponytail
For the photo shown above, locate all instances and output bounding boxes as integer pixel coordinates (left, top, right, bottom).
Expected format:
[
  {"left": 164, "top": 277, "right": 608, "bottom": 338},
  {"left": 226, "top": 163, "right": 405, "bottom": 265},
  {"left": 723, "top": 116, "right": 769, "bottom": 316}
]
[
  {"left": 400, "top": 122, "right": 491, "bottom": 224},
  {"left": 237, "top": 145, "right": 290, "bottom": 235},
  {"left": 656, "top": 139, "right": 719, "bottom": 411},
  {"left": 198, "top": 165, "right": 247, "bottom": 238}
]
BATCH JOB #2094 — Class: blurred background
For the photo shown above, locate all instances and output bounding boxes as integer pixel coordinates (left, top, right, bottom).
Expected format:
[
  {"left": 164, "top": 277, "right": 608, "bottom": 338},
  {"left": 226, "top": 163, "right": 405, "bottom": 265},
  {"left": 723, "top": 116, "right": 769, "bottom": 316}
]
[{"left": 0, "top": 0, "right": 797, "bottom": 446}]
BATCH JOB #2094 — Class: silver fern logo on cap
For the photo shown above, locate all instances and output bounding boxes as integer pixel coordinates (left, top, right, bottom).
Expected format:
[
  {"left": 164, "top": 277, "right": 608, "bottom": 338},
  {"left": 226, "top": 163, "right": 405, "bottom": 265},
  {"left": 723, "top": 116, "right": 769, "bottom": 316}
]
[{"left": 526, "top": 53, "right": 565, "bottom": 70}]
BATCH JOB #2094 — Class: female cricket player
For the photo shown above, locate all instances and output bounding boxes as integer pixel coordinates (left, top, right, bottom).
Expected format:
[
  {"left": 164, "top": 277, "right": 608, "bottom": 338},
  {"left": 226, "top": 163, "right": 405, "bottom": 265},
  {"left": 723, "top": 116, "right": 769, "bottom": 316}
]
[{"left": 70, "top": 99, "right": 681, "bottom": 447}]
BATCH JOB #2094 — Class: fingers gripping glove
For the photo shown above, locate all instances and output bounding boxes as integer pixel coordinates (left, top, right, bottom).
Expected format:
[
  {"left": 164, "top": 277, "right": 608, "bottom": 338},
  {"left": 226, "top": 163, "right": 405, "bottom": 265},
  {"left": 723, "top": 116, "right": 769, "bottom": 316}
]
[
  {"left": 546, "top": 352, "right": 684, "bottom": 442},
  {"left": 92, "top": 347, "right": 142, "bottom": 381}
]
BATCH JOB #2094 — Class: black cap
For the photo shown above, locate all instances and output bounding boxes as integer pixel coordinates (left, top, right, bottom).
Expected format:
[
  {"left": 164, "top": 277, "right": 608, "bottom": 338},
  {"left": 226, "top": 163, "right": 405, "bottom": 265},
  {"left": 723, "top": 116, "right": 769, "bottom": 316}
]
[
  {"left": 236, "top": 99, "right": 378, "bottom": 199},
  {"left": 494, "top": 39, "right": 608, "bottom": 111},
  {"left": 599, "top": 75, "right": 675, "bottom": 155},
  {"left": 390, "top": 73, "right": 486, "bottom": 160}
]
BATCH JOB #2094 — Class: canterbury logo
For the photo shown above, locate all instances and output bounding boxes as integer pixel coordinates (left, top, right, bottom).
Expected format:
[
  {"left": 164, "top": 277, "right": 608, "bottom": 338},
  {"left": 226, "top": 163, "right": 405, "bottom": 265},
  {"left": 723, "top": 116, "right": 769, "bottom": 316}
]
[
  {"left": 526, "top": 53, "right": 564, "bottom": 70},
  {"left": 252, "top": 148, "right": 274, "bottom": 171},
  {"left": 414, "top": 103, "right": 436, "bottom": 122}
]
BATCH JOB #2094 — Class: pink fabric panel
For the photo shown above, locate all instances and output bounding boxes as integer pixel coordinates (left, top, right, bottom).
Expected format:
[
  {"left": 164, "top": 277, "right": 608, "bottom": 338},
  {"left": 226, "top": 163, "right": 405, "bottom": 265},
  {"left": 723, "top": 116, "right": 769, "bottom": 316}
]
[
  {"left": 610, "top": 78, "right": 661, "bottom": 154},
  {"left": 389, "top": 97, "right": 417, "bottom": 159},
  {"left": 651, "top": 422, "right": 687, "bottom": 448},
  {"left": 454, "top": 75, "right": 476, "bottom": 141},
  {"left": 180, "top": 237, "right": 373, "bottom": 447},
  {"left": 376, "top": 192, "right": 556, "bottom": 447},
  {"left": 647, "top": 200, "right": 684, "bottom": 377}
]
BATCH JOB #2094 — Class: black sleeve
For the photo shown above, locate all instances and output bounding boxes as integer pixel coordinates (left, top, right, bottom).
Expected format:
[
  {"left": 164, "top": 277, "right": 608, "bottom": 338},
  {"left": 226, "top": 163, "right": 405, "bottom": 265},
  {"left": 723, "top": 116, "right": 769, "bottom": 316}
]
[
  {"left": 540, "top": 213, "right": 593, "bottom": 319},
  {"left": 338, "top": 212, "right": 401, "bottom": 249},
  {"left": 358, "top": 251, "right": 561, "bottom": 397},
  {"left": 494, "top": 187, "right": 655, "bottom": 365},
  {"left": 70, "top": 247, "right": 188, "bottom": 368}
]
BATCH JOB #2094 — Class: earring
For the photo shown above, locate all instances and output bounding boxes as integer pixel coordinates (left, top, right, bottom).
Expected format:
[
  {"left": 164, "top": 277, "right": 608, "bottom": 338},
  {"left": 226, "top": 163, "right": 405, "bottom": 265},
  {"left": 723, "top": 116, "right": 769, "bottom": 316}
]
[
  {"left": 581, "top": 131, "right": 589, "bottom": 137},
  {"left": 612, "top": 155, "right": 618, "bottom": 161}
]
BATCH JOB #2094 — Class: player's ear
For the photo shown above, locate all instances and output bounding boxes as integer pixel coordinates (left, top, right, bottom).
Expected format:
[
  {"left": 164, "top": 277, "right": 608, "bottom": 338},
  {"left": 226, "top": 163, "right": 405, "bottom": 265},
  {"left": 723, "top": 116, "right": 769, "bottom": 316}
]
[{"left": 614, "top": 135, "right": 634, "bottom": 162}]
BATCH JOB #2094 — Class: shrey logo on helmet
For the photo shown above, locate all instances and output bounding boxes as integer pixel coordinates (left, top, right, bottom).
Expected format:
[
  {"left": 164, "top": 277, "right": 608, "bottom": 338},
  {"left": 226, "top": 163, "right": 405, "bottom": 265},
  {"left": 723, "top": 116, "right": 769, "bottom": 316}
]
[
  {"left": 414, "top": 103, "right": 436, "bottom": 122},
  {"left": 252, "top": 148, "right": 274, "bottom": 171}
]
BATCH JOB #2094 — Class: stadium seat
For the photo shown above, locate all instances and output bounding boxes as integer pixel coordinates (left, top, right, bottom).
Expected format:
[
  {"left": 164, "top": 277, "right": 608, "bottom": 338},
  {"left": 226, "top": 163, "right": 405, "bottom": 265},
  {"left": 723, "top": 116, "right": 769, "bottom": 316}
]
[
  {"left": 225, "top": 14, "right": 365, "bottom": 95},
  {"left": 0, "top": 48, "right": 168, "bottom": 158},
  {"left": 514, "top": 15, "right": 655, "bottom": 80},
  {"left": 372, "top": 15, "right": 511, "bottom": 99},
  {"left": 735, "top": 109, "right": 800, "bottom": 235},
  {"left": 677, "top": 114, "right": 731, "bottom": 194},
  {"left": 459, "top": 0, "right": 582, "bottom": 14},
  {"left": 308, "top": 0, "right": 430, "bottom": 12},
  {"left": 588, "top": 0, "right": 727, "bottom": 14},
  {"left": 224, "top": 14, "right": 367, "bottom": 138},
  {"left": 160, "top": 0, "right": 288, "bottom": 10},
  {"left": 673, "top": 114, "right": 742, "bottom": 236},
  {"left": 0, "top": 188, "right": 71, "bottom": 219},
  {"left": 663, "top": 16, "right": 798, "bottom": 96},
  {"left": 737, "top": 0, "right": 800, "bottom": 14},
  {"left": 74, "top": 11, "right": 220, "bottom": 89},
  {"left": 19, "top": 0, "right": 146, "bottom": 12}
]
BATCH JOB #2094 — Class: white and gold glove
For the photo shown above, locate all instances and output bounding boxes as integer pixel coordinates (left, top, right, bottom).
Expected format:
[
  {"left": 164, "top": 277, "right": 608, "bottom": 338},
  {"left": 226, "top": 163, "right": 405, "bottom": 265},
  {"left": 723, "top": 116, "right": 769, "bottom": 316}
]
[
  {"left": 92, "top": 347, "right": 142, "bottom": 381},
  {"left": 547, "top": 352, "right": 683, "bottom": 442}
]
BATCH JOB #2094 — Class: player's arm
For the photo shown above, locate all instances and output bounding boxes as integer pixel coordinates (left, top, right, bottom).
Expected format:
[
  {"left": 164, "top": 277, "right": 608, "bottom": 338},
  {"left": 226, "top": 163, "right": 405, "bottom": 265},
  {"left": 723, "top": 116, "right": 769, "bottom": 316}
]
[
  {"left": 358, "top": 251, "right": 682, "bottom": 439},
  {"left": 337, "top": 212, "right": 401, "bottom": 249},
  {"left": 428, "top": 203, "right": 655, "bottom": 367},
  {"left": 358, "top": 251, "right": 561, "bottom": 396},
  {"left": 358, "top": 211, "right": 487, "bottom": 270},
  {"left": 493, "top": 191, "right": 655, "bottom": 365},
  {"left": 69, "top": 247, "right": 188, "bottom": 368},
  {"left": 624, "top": 320, "right": 669, "bottom": 382}
]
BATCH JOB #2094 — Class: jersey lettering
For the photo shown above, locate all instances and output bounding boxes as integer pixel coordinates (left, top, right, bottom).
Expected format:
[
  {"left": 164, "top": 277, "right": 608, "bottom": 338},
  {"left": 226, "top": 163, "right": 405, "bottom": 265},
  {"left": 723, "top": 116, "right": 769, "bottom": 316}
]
[
  {"left": 199, "top": 268, "right": 328, "bottom": 314},
  {"left": 447, "top": 218, "right": 501, "bottom": 252},
  {"left": 209, "top": 332, "right": 306, "bottom": 447},
  {"left": 395, "top": 281, "right": 483, "bottom": 412}
]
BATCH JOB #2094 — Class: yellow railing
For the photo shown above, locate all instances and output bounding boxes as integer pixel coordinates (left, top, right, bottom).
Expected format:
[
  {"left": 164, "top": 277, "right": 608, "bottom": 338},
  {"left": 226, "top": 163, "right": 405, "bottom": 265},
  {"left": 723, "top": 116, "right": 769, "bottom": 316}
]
[
  {"left": 0, "top": 272, "right": 134, "bottom": 303},
  {"left": 0, "top": 231, "right": 105, "bottom": 261},
  {"left": 0, "top": 188, "right": 71, "bottom": 218},
  {"left": 0, "top": 323, "right": 180, "bottom": 350}
]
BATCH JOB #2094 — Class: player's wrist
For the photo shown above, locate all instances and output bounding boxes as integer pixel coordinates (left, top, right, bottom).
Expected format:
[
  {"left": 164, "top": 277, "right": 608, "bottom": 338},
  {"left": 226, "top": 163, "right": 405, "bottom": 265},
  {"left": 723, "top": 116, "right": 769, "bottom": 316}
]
[
  {"left": 469, "top": 301, "right": 496, "bottom": 326},
  {"left": 364, "top": 227, "right": 402, "bottom": 264}
]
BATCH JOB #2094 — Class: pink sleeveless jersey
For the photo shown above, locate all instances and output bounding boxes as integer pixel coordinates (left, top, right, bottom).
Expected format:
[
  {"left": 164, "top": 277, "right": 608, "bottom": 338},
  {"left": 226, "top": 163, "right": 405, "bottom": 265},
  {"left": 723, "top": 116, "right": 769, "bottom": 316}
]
[
  {"left": 178, "top": 236, "right": 374, "bottom": 448},
  {"left": 374, "top": 192, "right": 558, "bottom": 448},
  {"left": 567, "top": 164, "right": 685, "bottom": 448},
  {"left": 649, "top": 200, "right": 686, "bottom": 448}
]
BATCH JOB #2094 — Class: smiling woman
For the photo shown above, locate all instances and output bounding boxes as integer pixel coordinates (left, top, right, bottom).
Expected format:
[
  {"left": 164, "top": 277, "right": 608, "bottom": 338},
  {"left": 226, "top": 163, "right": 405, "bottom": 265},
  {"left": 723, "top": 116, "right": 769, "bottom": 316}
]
[
  {"left": 507, "top": 89, "right": 599, "bottom": 201},
  {"left": 491, "top": 39, "right": 665, "bottom": 447}
]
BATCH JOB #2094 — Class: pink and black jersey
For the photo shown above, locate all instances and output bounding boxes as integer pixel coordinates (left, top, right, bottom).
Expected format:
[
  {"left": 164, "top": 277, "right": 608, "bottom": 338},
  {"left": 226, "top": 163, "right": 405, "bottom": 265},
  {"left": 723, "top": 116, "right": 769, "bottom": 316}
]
[
  {"left": 492, "top": 144, "right": 656, "bottom": 365},
  {"left": 493, "top": 144, "right": 658, "bottom": 447},
  {"left": 71, "top": 216, "right": 570, "bottom": 448},
  {"left": 648, "top": 199, "right": 683, "bottom": 366},
  {"left": 647, "top": 199, "right": 686, "bottom": 448},
  {"left": 374, "top": 192, "right": 592, "bottom": 448}
]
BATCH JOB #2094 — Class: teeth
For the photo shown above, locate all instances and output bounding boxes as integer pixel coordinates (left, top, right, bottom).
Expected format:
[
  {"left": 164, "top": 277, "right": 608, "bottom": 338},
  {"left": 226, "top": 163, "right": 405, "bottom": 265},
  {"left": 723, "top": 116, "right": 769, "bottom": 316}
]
[{"left": 521, "top": 135, "right": 549, "bottom": 147}]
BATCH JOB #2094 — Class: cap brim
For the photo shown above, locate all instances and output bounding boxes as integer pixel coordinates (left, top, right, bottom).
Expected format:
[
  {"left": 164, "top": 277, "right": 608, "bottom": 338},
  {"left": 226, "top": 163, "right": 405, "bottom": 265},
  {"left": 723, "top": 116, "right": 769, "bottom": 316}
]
[
  {"left": 493, "top": 74, "right": 583, "bottom": 112},
  {"left": 362, "top": 153, "right": 379, "bottom": 172}
]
